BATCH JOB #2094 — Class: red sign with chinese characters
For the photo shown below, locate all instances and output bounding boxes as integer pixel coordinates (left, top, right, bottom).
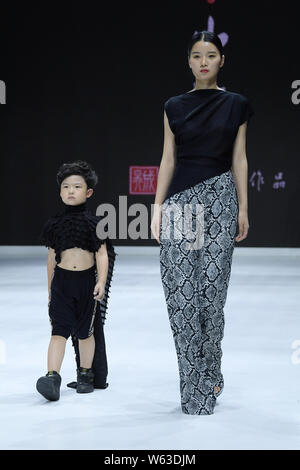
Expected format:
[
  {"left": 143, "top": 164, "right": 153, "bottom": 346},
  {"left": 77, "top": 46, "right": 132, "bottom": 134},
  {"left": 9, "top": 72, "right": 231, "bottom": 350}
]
[{"left": 129, "top": 166, "right": 159, "bottom": 194}]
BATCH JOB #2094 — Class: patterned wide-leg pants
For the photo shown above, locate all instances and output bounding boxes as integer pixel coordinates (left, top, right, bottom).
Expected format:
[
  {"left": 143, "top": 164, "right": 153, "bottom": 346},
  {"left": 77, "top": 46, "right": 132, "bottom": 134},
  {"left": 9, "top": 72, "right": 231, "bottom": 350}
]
[{"left": 159, "top": 169, "right": 238, "bottom": 415}]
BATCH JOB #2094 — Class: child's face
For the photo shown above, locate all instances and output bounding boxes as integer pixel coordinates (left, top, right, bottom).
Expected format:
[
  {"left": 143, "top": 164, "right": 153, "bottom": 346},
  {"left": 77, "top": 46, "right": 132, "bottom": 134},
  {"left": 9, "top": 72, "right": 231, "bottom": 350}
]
[{"left": 60, "top": 174, "right": 93, "bottom": 205}]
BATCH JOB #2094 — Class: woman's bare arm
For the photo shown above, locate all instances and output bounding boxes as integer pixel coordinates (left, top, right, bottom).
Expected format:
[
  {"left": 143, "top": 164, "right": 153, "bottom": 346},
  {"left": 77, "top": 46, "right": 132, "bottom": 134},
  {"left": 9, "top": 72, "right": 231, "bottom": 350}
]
[
  {"left": 231, "top": 122, "right": 248, "bottom": 212},
  {"left": 231, "top": 121, "right": 250, "bottom": 241},
  {"left": 151, "top": 109, "right": 177, "bottom": 243},
  {"left": 154, "top": 110, "right": 177, "bottom": 206}
]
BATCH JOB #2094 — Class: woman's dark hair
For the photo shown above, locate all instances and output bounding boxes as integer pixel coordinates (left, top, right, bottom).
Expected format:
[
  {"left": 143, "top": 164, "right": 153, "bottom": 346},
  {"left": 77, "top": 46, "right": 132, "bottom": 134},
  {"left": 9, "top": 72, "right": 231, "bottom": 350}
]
[
  {"left": 56, "top": 160, "right": 98, "bottom": 189},
  {"left": 187, "top": 30, "right": 224, "bottom": 59}
]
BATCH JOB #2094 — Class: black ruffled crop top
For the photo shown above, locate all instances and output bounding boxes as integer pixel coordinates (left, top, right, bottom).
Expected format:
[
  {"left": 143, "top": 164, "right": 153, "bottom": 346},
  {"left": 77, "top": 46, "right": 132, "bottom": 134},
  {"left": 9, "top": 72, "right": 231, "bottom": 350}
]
[{"left": 39, "top": 200, "right": 115, "bottom": 265}]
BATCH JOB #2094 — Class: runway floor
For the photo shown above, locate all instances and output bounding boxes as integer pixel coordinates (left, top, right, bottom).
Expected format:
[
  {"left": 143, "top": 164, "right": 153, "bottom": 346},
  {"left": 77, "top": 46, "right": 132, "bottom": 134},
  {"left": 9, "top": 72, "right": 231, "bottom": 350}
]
[{"left": 0, "top": 246, "right": 299, "bottom": 450}]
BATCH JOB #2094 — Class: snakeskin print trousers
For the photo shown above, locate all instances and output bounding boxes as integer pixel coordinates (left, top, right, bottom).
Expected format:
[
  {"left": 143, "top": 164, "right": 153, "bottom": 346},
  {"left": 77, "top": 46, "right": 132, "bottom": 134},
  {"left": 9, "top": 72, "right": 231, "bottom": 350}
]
[{"left": 159, "top": 169, "right": 238, "bottom": 415}]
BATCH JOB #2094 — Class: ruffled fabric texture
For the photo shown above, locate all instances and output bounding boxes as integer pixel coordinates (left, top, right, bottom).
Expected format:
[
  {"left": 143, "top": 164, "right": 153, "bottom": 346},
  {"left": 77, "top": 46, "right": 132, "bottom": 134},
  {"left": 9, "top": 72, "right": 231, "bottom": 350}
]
[
  {"left": 39, "top": 205, "right": 117, "bottom": 324},
  {"left": 39, "top": 211, "right": 109, "bottom": 265}
]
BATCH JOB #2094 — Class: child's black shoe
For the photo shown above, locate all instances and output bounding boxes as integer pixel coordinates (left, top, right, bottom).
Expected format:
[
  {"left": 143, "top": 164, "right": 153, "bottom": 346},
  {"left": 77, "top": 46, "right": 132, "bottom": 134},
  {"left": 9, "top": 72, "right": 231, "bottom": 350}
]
[
  {"left": 36, "top": 370, "right": 61, "bottom": 401},
  {"left": 67, "top": 380, "right": 109, "bottom": 389},
  {"left": 76, "top": 367, "right": 94, "bottom": 393}
]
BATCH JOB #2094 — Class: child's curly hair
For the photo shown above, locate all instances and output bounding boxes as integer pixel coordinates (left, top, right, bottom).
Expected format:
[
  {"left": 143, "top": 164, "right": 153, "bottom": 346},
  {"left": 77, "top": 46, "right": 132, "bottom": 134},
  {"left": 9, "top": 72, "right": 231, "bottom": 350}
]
[{"left": 56, "top": 160, "right": 98, "bottom": 189}]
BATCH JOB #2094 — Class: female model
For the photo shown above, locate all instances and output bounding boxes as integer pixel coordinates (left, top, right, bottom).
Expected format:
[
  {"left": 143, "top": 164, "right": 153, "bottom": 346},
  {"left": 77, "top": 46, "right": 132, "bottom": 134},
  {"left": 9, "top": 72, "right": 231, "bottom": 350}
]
[{"left": 151, "top": 30, "right": 254, "bottom": 415}]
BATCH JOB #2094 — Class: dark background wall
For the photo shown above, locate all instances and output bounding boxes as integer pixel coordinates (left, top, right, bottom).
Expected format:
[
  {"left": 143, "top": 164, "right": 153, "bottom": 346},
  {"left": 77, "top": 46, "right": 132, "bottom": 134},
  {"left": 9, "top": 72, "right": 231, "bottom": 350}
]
[{"left": 1, "top": 1, "right": 299, "bottom": 247}]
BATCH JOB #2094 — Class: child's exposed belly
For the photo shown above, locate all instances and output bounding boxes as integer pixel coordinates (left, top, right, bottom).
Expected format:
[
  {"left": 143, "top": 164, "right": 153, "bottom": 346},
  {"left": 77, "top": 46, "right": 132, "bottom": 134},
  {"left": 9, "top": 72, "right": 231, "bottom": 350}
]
[{"left": 57, "top": 247, "right": 95, "bottom": 271}]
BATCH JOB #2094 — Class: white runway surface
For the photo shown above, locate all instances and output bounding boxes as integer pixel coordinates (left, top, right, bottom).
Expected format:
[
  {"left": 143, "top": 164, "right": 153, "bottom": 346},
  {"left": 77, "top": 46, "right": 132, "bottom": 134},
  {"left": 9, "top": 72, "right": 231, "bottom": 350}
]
[{"left": 0, "top": 246, "right": 299, "bottom": 450}]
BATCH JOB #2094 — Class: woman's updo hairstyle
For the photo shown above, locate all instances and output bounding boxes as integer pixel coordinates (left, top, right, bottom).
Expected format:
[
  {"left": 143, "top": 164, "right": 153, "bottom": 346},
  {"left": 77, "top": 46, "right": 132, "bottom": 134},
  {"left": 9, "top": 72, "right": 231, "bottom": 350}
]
[
  {"left": 56, "top": 160, "right": 98, "bottom": 189},
  {"left": 187, "top": 30, "right": 224, "bottom": 59}
]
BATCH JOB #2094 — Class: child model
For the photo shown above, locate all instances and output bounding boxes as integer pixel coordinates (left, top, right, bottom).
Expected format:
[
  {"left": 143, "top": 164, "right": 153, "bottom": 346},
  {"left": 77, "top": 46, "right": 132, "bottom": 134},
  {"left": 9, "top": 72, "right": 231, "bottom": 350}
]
[{"left": 37, "top": 160, "right": 116, "bottom": 401}]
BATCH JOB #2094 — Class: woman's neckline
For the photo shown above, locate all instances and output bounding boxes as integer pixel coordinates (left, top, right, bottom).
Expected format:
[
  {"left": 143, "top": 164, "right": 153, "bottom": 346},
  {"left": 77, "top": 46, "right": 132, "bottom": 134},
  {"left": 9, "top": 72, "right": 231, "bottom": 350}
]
[{"left": 186, "top": 87, "right": 226, "bottom": 94}]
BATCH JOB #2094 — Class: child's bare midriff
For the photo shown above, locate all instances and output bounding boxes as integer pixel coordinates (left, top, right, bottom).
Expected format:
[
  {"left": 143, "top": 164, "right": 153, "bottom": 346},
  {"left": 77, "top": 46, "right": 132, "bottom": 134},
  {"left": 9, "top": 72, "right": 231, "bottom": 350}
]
[{"left": 57, "top": 247, "right": 95, "bottom": 271}]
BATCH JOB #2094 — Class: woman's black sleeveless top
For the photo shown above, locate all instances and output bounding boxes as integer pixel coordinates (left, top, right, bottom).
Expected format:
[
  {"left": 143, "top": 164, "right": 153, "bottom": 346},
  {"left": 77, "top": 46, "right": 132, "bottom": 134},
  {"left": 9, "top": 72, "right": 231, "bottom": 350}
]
[{"left": 163, "top": 88, "right": 254, "bottom": 201}]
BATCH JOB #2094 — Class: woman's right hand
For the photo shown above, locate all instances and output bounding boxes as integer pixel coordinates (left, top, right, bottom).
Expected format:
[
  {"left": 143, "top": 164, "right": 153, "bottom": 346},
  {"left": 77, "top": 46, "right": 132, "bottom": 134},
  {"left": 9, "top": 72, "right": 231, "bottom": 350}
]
[{"left": 151, "top": 204, "right": 162, "bottom": 244}]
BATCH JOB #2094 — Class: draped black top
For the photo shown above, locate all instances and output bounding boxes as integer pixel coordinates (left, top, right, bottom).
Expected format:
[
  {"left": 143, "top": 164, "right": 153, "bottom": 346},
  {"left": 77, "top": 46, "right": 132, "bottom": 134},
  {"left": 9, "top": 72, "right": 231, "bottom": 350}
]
[{"left": 163, "top": 88, "right": 254, "bottom": 201}]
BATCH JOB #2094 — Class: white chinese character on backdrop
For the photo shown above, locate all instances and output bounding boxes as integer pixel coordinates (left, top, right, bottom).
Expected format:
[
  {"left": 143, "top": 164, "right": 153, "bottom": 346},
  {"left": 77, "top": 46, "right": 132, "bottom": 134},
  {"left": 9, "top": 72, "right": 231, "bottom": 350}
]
[
  {"left": 249, "top": 170, "right": 264, "bottom": 191},
  {"left": 142, "top": 169, "right": 156, "bottom": 192},
  {"left": 132, "top": 169, "right": 143, "bottom": 192},
  {"left": 273, "top": 172, "right": 286, "bottom": 189}
]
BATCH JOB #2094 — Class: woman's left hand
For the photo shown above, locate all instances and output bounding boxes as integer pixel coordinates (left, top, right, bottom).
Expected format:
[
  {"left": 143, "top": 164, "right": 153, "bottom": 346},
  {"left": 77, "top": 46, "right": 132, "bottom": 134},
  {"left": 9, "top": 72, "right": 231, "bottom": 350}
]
[
  {"left": 235, "top": 209, "right": 249, "bottom": 242},
  {"left": 93, "top": 281, "right": 105, "bottom": 301}
]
